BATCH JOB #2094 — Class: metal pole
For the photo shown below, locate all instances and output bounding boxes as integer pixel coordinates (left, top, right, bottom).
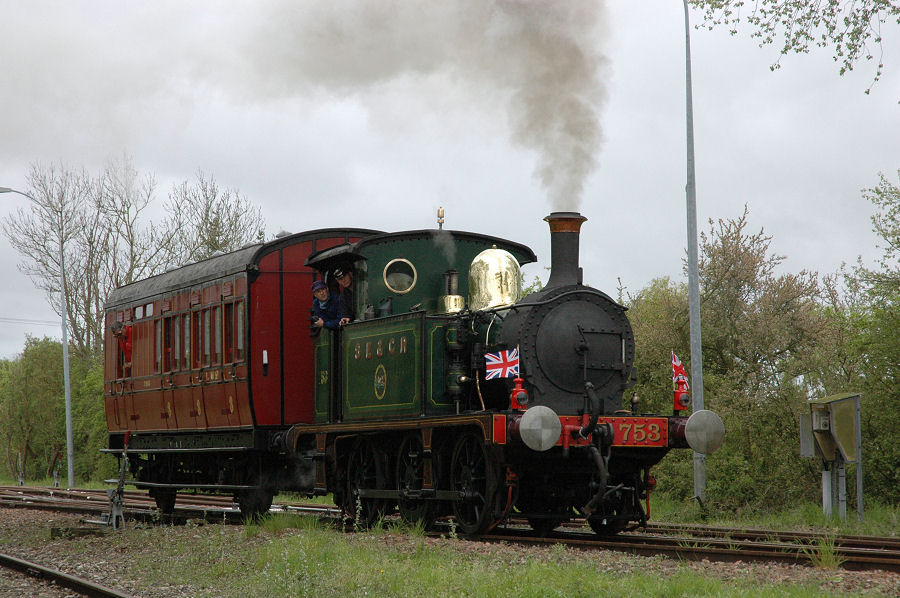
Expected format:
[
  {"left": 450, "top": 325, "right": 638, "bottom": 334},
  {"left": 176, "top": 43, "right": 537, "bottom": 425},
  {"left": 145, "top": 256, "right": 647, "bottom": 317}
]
[
  {"left": 0, "top": 186, "right": 75, "bottom": 488},
  {"left": 59, "top": 226, "right": 75, "bottom": 488},
  {"left": 682, "top": 0, "right": 706, "bottom": 501},
  {"left": 855, "top": 395, "right": 863, "bottom": 522}
]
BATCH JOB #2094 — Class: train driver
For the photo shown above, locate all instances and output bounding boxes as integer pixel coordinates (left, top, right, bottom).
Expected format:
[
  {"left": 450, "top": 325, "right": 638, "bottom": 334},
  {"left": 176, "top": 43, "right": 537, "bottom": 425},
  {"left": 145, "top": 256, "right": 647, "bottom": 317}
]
[
  {"left": 334, "top": 268, "right": 355, "bottom": 326},
  {"left": 312, "top": 280, "right": 343, "bottom": 330}
]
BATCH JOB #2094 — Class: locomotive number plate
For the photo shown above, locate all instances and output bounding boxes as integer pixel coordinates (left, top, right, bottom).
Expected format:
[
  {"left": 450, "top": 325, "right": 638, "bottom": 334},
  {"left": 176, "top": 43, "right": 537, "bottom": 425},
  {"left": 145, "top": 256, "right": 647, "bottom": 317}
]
[{"left": 600, "top": 417, "right": 668, "bottom": 447}]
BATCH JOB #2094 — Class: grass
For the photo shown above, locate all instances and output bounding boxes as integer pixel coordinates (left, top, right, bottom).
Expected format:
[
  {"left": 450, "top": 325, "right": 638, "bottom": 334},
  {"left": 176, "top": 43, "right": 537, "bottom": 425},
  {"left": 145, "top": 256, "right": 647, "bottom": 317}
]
[
  {"left": 3, "top": 488, "right": 892, "bottom": 597},
  {"left": 113, "top": 515, "right": 860, "bottom": 598},
  {"left": 3, "top": 481, "right": 896, "bottom": 595},
  {"left": 649, "top": 493, "right": 899, "bottom": 537},
  {"left": 800, "top": 536, "right": 847, "bottom": 570}
]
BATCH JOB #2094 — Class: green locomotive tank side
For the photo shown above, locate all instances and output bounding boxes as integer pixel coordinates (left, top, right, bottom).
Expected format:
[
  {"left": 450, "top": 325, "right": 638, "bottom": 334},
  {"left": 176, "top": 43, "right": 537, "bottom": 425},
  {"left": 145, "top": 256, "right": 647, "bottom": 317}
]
[
  {"left": 342, "top": 312, "right": 424, "bottom": 420},
  {"left": 307, "top": 230, "right": 536, "bottom": 424}
]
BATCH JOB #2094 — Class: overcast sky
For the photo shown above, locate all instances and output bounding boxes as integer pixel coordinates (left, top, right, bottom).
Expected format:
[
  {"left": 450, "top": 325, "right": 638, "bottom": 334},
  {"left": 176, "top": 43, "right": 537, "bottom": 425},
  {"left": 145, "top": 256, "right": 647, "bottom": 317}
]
[{"left": 1, "top": 1, "right": 898, "bottom": 359}]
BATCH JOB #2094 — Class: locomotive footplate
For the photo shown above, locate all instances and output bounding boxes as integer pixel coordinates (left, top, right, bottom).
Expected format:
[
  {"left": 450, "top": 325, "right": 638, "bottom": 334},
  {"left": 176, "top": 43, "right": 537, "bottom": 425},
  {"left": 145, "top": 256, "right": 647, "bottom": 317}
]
[{"left": 358, "top": 488, "right": 468, "bottom": 501}]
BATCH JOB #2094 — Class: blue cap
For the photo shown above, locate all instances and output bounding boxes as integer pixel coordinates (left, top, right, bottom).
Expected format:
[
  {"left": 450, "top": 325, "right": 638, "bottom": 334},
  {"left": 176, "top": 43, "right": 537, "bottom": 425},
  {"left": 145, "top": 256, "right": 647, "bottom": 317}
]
[{"left": 311, "top": 280, "right": 327, "bottom": 292}]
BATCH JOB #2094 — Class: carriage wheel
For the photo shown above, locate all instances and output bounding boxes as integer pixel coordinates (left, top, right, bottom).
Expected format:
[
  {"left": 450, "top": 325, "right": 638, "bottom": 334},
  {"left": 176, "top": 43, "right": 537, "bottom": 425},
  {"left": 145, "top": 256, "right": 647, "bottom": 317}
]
[
  {"left": 449, "top": 431, "right": 499, "bottom": 535},
  {"left": 151, "top": 489, "right": 177, "bottom": 515},
  {"left": 236, "top": 488, "right": 274, "bottom": 521},
  {"left": 396, "top": 433, "right": 434, "bottom": 528},
  {"left": 345, "top": 438, "right": 388, "bottom": 527}
]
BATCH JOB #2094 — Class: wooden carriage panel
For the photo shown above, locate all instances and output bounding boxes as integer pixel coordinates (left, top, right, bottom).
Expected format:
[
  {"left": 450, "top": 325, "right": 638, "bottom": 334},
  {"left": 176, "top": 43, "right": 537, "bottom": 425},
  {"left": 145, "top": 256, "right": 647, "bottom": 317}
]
[
  {"left": 280, "top": 239, "right": 317, "bottom": 424},
  {"left": 250, "top": 251, "right": 283, "bottom": 426}
]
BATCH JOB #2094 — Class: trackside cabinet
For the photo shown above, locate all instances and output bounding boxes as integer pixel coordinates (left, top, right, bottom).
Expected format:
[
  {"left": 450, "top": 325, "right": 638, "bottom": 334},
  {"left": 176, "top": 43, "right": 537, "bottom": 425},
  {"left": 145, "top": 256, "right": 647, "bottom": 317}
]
[{"left": 800, "top": 392, "right": 862, "bottom": 521}]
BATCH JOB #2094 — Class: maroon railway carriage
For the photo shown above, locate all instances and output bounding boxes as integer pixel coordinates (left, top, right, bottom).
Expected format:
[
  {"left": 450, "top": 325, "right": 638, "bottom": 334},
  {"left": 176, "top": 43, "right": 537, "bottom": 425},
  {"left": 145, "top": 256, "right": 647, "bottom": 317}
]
[{"left": 103, "top": 228, "right": 379, "bottom": 515}]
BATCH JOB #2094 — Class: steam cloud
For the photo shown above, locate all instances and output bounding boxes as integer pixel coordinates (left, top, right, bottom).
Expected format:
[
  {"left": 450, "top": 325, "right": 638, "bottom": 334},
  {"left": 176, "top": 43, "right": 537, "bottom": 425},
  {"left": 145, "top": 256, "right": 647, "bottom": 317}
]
[
  {"left": 1, "top": 1, "right": 610, "bottom": 212},
  {"left": 229, "top": 0, "right": 609, "bottom": 211}
]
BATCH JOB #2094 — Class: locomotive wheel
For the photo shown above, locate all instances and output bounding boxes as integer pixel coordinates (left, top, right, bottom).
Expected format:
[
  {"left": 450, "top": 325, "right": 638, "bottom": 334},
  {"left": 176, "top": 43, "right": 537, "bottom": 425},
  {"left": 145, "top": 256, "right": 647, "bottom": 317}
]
[
  {"left": 151, "top": 489, "right": 177, "bottom": 515},
  {"left": 396, "top": 434, "right": 434, "bottom": 528},
  {"left": 587, "top": 514, "right": 627, "bottom": 536},
  {"left": 345, "top": 438, "right": 389, "bottom": 527},
  {"left": 449, "top": 431, "right": 499, "bottom": 535},
  {"left": 236, "top": 488, "right": 274, "bottom": 521}
]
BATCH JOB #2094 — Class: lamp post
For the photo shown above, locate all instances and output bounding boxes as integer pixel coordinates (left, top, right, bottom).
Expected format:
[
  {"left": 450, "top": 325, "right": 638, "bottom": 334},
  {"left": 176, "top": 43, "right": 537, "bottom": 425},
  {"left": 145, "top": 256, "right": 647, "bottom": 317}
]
[
  {"left": 0, "top": 186, "right": 75, "bottom": 488},
  {"left": 682, "top": 1, "right": 706, "bottom": 502}
]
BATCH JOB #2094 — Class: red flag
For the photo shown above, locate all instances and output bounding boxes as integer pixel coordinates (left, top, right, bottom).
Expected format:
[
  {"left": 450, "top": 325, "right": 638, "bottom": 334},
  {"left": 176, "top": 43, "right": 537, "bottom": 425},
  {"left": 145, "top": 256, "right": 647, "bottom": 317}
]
[
  {"left": 672, "top": 352, "right": 689, "bottom": 390},
  {"left": 672, "top": 352, "right": 690, "bottom": 410}
]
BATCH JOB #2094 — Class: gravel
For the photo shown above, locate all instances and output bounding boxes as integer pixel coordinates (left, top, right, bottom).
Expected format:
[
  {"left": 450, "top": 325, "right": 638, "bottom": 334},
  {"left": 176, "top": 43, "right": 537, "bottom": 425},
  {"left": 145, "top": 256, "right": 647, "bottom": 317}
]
[{"left": 0, "top": 506, "right": 897, "bottom": 597}]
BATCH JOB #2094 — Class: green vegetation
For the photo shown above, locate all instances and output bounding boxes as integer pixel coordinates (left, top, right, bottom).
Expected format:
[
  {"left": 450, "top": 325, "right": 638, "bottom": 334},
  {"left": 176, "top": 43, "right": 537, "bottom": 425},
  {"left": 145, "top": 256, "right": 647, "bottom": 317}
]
[
  {"left": 629, "top": 172, "right": 900, "bottom": 511},
  {"left": 690, "top": 1, "right": 899, "bottom": 92},
  {"left": 649, "top": 493, "right": 899, "bottom": 537},
  {"left": 108, "top": 516, "right": 867, "bottom": 597}
]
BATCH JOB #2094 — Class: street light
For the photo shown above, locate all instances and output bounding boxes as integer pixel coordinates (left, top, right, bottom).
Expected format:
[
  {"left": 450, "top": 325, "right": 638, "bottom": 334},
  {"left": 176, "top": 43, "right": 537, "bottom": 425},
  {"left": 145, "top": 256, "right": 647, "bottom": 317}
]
[
  {"left": 682, "top": 1, "right": 707, "bottom": 502},
  {"left": 0, "top": 186, "right": 75, "bottom": 488}
]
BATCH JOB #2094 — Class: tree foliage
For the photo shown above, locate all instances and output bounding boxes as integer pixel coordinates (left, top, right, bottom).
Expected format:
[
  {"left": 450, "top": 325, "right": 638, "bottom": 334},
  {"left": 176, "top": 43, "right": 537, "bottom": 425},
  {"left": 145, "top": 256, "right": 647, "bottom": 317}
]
[
  {"left": 690, "top": 1, "right": 900, "bottom": 91},
  {"left": 629, "top": 207, "right": 830, "bottom": 509},
  {"left": 0, "top": 337, "right": 114, "bottom": 483},
  {"left": 0, "top": 337, "right": 65, "bottom": 480},
  {"left": 836, "top": 170, "right": 900, "bottom": 501},
  {"left": 629, "top": 192, "right": 900, "bottom": 509}
]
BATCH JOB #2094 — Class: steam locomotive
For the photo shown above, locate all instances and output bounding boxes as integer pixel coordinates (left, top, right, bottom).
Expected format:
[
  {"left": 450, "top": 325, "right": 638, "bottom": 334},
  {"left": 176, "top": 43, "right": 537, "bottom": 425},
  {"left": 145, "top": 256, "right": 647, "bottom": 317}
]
[{"left": 103, "top": 212, "right": 723, "bottom": 534}]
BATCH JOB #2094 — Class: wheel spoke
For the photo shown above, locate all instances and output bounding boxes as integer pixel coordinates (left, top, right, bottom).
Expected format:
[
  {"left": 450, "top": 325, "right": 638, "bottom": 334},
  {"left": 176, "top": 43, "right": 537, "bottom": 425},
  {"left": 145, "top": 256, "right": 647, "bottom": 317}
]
[{"left": 450, "top": 432, "right": 497, "bottom": 535}]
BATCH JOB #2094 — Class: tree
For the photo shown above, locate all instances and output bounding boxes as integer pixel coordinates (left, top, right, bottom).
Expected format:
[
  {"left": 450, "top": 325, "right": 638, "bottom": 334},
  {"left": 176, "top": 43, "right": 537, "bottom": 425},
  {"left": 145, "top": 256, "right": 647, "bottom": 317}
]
[
  {"left": 2, "top": 159, "right": 267, "bottom": 358},
  {"left": 2, "top": 162, "right": 90, "bottom": 354},
  {"left": 163, "top": 171, "right": 266, "bottom": 264},
  {"left": 860, "top": 169, "right": 900, "bottom": 292},
  {"left": 837, "top": 170, "right": 900, "bottom": 502},
  {"left": 0, "top": 338, "right": 114, "bottom": 483},
  {"left": 627, "top": 276, "right": 690, "bottom": 415},
  {"left": 628, "top": 207, "right": 831, "bottom": 509},
  {"left": 0, "top": 337, "right": 65, "bottom": 480},
  {"left": 690, "top": 1, "right": 900, "bottom": 91}
]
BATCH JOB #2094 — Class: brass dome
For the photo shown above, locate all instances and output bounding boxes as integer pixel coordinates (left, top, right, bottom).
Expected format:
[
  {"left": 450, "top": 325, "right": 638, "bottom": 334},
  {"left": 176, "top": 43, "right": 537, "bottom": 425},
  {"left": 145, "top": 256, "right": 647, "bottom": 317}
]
[{"left": 468, "top": 247, "right": 522, "bottom": 310}]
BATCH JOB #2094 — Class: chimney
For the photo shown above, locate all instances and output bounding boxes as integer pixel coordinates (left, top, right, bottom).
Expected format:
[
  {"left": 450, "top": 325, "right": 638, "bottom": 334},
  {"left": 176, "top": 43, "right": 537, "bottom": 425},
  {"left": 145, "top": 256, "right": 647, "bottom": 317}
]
[{"left": 543, "top": 212, "right": 587, "bottom": 289}]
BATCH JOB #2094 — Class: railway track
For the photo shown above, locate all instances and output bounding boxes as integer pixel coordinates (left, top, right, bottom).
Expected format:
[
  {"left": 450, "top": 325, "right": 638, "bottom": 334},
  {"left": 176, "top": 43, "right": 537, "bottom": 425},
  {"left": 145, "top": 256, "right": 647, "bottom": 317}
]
[
  {"left": 482, "top": 525, "right": 900, "bottom": 573},
  {"left": 2, "top": 485, "right": 897, "bottom": 574},
  {"left": 0, "top": 550, "right": 134, "bottom": 598}
]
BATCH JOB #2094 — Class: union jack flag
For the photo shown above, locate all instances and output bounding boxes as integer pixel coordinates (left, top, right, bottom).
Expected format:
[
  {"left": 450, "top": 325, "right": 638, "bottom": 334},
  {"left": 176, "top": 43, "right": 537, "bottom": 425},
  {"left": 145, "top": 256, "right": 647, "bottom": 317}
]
[{"left": 485, "top": 347, "right": 519, "bottom": 380}]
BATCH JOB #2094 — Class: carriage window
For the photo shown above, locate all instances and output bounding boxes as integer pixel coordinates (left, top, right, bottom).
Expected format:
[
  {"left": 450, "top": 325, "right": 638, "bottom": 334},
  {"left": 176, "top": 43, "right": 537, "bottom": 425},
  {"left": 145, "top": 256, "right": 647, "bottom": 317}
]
[
  {"left": 163, "top": 316, "right": 175, "bottom": 372},
  {"left": 135, "top": 305, "right": 144, "bottom": 320},
  {"left": 235, "top": 300, "right": 245, "bottom": 361},
  {"left": 224, "top": 303, "right": 235, "bottom": 363},
  {"left": 192, "top": 310, "right": 201, "bottom": 368},
  {"left": 203, "top": 309, "right": 211, "bottom": 366},
  {"left": 184, "top": 313, "right": 192, "bottom": 368},
  {"left": 213, "top": 305, "right": 222, "bottom": 364},
  {"left": 154, "top": 319, "right": 162, "bottom": 373},
  {"left": 383, "top": 258, "right": 417, "bottom": 294},
  {"left": 174, "top": 316, "right": 181, "bottom": 371}
]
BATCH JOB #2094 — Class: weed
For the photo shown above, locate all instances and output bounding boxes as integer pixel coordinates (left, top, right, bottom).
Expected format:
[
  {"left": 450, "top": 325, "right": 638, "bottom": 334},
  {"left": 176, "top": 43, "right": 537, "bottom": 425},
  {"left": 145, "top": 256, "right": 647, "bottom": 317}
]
[
  {"left": 801, "top": 536, "right": 846, "bottom": 570},
  {"left": 353, "top": 496, "right": 364, "bottom": 533}
]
